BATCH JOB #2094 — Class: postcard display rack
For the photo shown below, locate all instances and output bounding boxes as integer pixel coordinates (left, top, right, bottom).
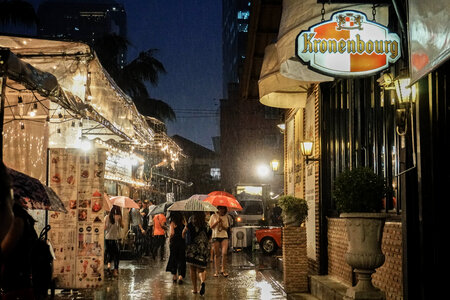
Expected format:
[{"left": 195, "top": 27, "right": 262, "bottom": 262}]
[{"left": 48, "top": 148, "right": 106, "bottom": 288}]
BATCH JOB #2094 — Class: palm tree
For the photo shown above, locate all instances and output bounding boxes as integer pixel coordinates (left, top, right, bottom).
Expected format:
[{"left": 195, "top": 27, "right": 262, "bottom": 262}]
[
  {"left": 0, "top": 0, "right": 37, "bottom": 28},
  {"left": 93, "top": 34, "right": 176, "bottom": 122}
]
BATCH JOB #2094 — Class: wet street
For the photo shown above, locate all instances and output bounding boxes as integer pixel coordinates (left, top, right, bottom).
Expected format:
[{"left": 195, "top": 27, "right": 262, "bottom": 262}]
[{"left": 53, "top": 249, "right": 286, "bottom": 300}]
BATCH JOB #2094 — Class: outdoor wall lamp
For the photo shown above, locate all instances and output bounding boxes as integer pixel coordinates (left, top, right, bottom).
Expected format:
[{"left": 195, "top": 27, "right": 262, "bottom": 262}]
[
  {"left": 270, "top": 159, "right": 280, "bottom": 172},
  {"left": 300, "top": 140, "right": 319, "bottom": 164},
  {"left": 377, "top": 72, "right": 416, "bottom": 104},
  {"left": 394, "top": 77, "right": 416, "bottom": 104},
  {"left": 277, "top": 123, "right": 285, "bottom": 134}
]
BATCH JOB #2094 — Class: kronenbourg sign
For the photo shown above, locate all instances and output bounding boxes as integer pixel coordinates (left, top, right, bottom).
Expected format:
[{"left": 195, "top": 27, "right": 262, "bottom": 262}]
[{"left": 296, "top": 10, "right": 401, "bottom": 77}]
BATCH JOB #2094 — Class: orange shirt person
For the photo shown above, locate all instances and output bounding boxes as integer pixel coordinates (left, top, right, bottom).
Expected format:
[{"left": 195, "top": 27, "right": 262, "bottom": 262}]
[{"left": 152, "top": 213, "right": 167, "bottom": 260}]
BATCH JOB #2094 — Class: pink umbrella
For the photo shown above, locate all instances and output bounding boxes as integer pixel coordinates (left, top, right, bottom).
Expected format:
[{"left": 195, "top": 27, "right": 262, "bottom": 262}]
[
  {"left": 103, "top": 193, "right": 113, "bottom": 211},
  {"left": 109, "top": 196, "right": 140, "bottom": 209}
]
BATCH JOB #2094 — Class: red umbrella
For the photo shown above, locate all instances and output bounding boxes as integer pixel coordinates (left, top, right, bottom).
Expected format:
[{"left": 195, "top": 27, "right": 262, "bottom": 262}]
[
  {"left": 203, "top": 194, "right": 242, "bottom": 211},
  {"left": 208, "top": 191, "right": 236, "bottom": 199}
]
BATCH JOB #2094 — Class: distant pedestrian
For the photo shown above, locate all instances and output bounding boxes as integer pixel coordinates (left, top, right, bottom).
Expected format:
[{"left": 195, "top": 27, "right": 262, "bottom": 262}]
[
  {"left": 165, "top": 212, "right": 186, "bottom": 284},
  {"left": 105, "top": 205, "right": 123, "bottom": 277},
  {"left": 152, "top": 213, "right": 167, "bottom": 260},
  {"left": 146, "top": 200, "right": 155, "bottom": 255},
  {"left": 209, "top": 206, "right": 230, "bottom": 277},
  {"left": 183, "top": 211, "right": 211, "bottom": 295},
  {"left": 129, "top": 200, "right": 144, "bottom": 257}
]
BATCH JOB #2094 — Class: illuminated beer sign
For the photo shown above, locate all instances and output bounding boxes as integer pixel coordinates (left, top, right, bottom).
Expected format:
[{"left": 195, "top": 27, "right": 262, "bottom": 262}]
[{"left": 296, "top": 10, "right": 401, "bottom": 77}]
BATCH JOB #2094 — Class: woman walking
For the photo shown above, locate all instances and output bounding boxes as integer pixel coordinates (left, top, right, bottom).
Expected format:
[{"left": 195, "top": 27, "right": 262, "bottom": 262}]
[
  {"left": 165, "top": 212, "right": 186, "bottom": 284},
  {"left": 209, "top": 206, "right": 230, "bottom": 277},
  {"left": 104, "top": 205, "right": 123, "bottom": 277},
  {"left": 183, "top": 212, "right": 211, "bottom": 295}
]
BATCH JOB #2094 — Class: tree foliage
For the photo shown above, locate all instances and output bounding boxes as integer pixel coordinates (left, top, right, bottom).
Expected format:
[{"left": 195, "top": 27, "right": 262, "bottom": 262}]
[{"left": 93, "top": 34, "right": 175, "bottom": 122}]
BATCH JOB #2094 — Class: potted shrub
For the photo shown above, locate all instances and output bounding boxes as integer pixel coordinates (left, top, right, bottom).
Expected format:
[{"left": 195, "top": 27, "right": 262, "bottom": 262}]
[
  {"left": 277, "top": 195, "right": 308, "bottom": 227},
  {"left": 333, "top": 166, "right": 387, "bottom": 299}
]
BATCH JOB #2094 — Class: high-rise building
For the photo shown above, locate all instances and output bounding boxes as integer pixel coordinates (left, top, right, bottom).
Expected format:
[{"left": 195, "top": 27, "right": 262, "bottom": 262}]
[
  {"left": 220, "top": 0, "right": 283, "bottom": 195},
  {"left": 37, "top": 0, "right": 127, "bottom": 66},
  {"left": 222, "top": 0, "right": 251, "bottom": 99}
]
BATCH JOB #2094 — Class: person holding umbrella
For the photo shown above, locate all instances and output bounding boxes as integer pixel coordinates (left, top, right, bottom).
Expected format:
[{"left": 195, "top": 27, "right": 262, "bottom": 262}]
[
  {"left": 104, "top": 205, "right": 124, "bottom": 277},
  {"left": 0, "top": 162, "right": 38, "bottom": 299},
  {"left": 165, "top": 211, "right": 186, "bottom": 284},
  {"left": 182, "top": 211, "right": 211, "bottom": 295},
  {"left": 209, "top": 206, "right": 231, "bottom": 277}
]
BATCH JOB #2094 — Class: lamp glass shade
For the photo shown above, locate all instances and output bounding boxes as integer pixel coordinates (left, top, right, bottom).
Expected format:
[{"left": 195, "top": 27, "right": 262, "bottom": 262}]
[
  {"left": 271, "top": 159, "right": 279, "bottom": 172},
  {"left": 394, "top": 77, "right": 416, "bottom": 103},
  {"left": 300, "top": 141, "right": 313, "bottom": 157}
]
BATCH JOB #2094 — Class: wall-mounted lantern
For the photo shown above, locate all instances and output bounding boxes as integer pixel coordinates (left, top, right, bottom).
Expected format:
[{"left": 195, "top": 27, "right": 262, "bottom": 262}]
[{"left": 300, "top": 140, "right": 319, "bottom": 164}]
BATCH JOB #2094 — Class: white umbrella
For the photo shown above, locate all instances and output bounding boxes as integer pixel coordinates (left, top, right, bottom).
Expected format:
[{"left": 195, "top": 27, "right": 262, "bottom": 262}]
[
  {"left": 187, "top": 194, "right": 209, "bottom": 201},
  {"left": 168, "top": 198, "right": 218, "bottom": 212},
  {"left": 109, "top": 196, "right": 139, "bottom": 209}
]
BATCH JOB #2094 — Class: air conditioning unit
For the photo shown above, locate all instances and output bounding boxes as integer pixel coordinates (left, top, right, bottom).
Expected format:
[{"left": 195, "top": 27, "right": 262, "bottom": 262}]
[{"left": 231, "top": 227, "right": 252, "bottom": 249}]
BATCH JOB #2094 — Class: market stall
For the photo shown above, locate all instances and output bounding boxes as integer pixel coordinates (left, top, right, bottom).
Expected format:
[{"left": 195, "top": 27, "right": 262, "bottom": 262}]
[{"left": 0, "top": 35, "right": 183, "bottom": 289}]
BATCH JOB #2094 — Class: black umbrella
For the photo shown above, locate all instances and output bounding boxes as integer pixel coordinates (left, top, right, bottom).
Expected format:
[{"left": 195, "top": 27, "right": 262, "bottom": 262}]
[{"left": 7, "top": 167, "right": 67, "bottom": 212}]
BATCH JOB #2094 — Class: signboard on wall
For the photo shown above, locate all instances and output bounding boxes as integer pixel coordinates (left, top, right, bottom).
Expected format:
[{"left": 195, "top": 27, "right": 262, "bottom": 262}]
[
  {"left": 48, "top": 148, "right": 106, "bottom": 289},
  {"left": 304, "top": 94, "right": 316, "bottom": 260},
  {"left": 296, "top": 10, "right": 401, "bottom": 77},
  {"left": 286, "top": 118, "right": 295, "bottom": 195}
]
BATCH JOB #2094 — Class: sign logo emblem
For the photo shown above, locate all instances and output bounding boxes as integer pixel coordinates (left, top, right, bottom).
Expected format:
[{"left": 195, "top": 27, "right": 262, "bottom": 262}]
[{"left": 296, "top": 10, "right": 401, "bottom": 77}]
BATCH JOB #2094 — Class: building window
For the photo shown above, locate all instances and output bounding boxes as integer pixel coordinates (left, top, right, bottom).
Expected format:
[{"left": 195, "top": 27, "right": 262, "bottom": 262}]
[
  {"left": 210, "top": 168, "right": 220, "bottom": 180},
  {"left": 237, "top": 10, "right": 250, "bottom": 20},
  {"left": 238, "top": 23, "right": 248, "bottom": 32}
]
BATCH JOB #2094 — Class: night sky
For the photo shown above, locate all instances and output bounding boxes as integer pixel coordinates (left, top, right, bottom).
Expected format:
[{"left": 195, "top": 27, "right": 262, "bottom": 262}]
[{"left": 25, "top": 0, "right": 223, "bottom": 150}]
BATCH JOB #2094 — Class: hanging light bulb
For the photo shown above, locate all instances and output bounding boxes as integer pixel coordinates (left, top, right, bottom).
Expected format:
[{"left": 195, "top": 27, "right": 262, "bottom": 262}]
[
  {"left": 17, "top": 96, "right": 24, "bottom": 116},
  {"left": 20, "top": 122, "right": 25, "bottom": 130},
  {"left": 29, "top": 103, "right": 38, "bottom": 117}
]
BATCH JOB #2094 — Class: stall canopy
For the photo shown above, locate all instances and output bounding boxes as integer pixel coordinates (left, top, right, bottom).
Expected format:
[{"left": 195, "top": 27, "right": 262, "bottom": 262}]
[
  {"left": 0, "top": 36, "right": 154, "bottom": 145},
  {"left": 259, "top": 0, "right": 388, "bottom": 108}
]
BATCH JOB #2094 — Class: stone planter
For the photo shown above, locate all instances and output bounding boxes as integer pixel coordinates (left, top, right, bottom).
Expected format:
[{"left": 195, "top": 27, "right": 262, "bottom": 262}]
[
  {"left": 282, "top": 213, "right": 301, "bottom": 227},
  {"left": 341, "top": 213, "right": 387, "bottom": 300}
]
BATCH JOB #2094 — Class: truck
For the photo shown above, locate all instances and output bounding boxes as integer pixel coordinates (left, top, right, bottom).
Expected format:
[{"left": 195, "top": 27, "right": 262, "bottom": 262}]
[
  {"left": 229, "top": 184, "right": 278, "bottom": 250},
  {"left": 233, "top": 184, "right": 270, "bottom": 226}
]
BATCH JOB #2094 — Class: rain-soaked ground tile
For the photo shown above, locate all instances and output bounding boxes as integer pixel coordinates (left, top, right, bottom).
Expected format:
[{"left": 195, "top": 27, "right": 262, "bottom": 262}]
[{"left": 52, "top": 251, "right": 287, "bottom": 299}]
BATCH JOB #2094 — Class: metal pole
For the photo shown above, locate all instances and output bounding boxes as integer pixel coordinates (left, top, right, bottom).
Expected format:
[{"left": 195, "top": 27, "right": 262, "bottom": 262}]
[{"left": 0, "top": 74, "right": 7, "bottom": 160}]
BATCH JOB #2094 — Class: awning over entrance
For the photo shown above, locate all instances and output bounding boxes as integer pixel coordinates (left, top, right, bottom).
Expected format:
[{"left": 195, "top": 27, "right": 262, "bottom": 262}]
[{"left": 259, "top": 44, "right": 309, "bottom": 108}]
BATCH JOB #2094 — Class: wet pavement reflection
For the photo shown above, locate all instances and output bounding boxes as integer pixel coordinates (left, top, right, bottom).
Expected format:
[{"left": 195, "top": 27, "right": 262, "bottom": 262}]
[{"left": 53, "top": 250, "right": 286, "bottom": 300}]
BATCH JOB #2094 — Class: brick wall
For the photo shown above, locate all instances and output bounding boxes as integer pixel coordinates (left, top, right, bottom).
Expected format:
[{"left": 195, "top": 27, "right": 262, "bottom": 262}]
[
  {"left": 282, "top": 226, "right": 308, "bottom": 293},
  {"left": 373, "top": 222, "right": 403, "bottom": 300},
  {"left": 327, "top": 218, "right": 403, "bottom": 300}
]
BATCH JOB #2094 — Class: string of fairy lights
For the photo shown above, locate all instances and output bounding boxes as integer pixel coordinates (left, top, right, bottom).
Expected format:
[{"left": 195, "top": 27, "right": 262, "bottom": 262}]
[{"left": 2, "top": 59, "right": 183, "bottom": 189}]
